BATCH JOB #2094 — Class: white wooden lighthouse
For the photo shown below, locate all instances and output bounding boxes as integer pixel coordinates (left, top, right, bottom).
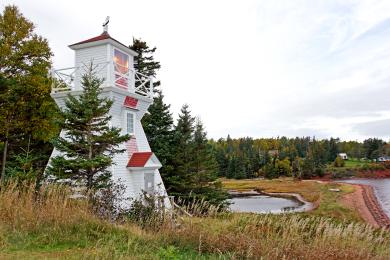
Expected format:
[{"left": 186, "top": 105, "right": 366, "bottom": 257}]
[{"left": 49, "top": 20, "right": 170, "bottom": 207}]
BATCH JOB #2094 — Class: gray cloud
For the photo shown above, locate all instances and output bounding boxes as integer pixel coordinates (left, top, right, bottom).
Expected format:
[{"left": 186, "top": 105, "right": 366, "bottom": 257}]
[{"left": 353, "top": 119, "right": 390, "bottom": 137}]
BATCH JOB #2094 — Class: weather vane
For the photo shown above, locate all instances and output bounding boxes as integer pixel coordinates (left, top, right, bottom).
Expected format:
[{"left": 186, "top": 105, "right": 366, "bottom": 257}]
[{"left": 103, "top": 16, "right": 110, "bottom": 33}]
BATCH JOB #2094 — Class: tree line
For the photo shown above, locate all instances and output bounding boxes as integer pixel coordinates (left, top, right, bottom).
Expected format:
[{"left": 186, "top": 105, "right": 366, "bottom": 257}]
[{"left": 211, "top": 136, "right": 388, "bottom": 179}]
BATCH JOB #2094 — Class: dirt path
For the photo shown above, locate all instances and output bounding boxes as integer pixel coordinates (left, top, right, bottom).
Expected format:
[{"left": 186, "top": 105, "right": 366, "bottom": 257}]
[{"left": 341, "top": 184, "right": 390, "bottom": 228}]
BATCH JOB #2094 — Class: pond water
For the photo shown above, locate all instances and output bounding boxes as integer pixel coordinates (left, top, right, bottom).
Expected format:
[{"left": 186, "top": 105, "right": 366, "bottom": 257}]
[
  {"left": 338, "top": 179, "right": 390, "bottom": 218},
  {"left": 229, "top": 195, "right": 302, "bottom": 214}
]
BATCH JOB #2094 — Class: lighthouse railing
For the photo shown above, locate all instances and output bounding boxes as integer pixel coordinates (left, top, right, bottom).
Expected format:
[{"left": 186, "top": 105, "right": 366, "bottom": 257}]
[
  {"left": 51, "top": 61, "right": 110, "bottom": 93},
  {"left": 133, "top": 70, "right": 154, "bottom": 99},
  {"left": 113, "top": 62, "right": 154, "bottom": 99},
  {"left": 50, "top": 66, "right": 76, "bottom": 93},
  {"left": 51, "top": 62, "right": 153, "bottom": 99}
]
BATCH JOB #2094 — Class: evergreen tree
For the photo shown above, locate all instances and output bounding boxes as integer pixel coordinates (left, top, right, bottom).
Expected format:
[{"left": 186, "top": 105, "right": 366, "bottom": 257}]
[
  {"left": 130, "top": 38, "right": 176, "bottom": 184},
  {"left": 191, "top": 119, "right": 228, "bottom": 204},
  {"left": 169, "top": 104, "right": 195, "bottom": 195},
  {"left": 47, "top": 70, "right": 129, "bottom": 190},
  {"left": 130, "top": 38, "right": 161, "bottom": 90},
  {"left": 141, "top": 92, "right": 175, "bottom": 179}
]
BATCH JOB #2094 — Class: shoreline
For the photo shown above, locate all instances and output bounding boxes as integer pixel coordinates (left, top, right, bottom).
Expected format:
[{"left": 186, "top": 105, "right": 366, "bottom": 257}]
[
  {"left": 340, "top": 182, "right": 390, "bottom": 228},
  {"left": 228, "top": 189, "right": 314, "bottom": 213}
]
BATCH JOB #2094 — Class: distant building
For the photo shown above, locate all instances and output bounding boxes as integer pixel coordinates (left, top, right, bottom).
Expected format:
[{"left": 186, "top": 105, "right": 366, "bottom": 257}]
[
  {"left": 377, "top": 156, "right": 390, "bottom": 162},
  {"left": 338, "top": 153, "right": 348, "bottom": 160}
]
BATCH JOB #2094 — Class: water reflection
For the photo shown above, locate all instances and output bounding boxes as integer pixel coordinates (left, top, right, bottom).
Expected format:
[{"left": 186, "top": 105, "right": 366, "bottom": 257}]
[
  {"left": 338, "top": 179, "right": 390, "bottom": 218},
  {"left": 229, "top": 195, "right": 301, "bottom": 214}
]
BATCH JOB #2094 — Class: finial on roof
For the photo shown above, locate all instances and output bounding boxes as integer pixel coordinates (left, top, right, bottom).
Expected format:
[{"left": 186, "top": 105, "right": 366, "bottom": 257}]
[{"left": 103, "top": 16, "right": 110, "bottom": 33}]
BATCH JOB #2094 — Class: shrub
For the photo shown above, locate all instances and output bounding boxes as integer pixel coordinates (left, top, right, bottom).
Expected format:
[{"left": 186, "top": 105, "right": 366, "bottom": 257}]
[
  {"left": 334, "top": 156, "right": 345, "bottom": 167},
  {"left": 314, "top": 167, "right": 325, "bottom": 177},
  {"left": 263, "top": 163, "right": 278, "bottom": 179},
  {"left": 126, "top": 191, "right": 167, "bottom": 230},
  {"left": 90, "top": 180, "right": 128, "bottom": 221},
  {"left": 275, "top": 158, "right": 292, "bottom": 177}
]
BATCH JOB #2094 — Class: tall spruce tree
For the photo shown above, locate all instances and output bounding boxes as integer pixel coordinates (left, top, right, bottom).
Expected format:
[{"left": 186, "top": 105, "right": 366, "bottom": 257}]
[
  {"left": 192, "top": 119, "right": 228, "bottom": 204},
  {"left": 130, "top": 38, "right": 161, "bottom": 89},
  {"left": 170, "top": 104, "right": 195, "bottom": 196},
  {"left": 171, "top": 105, "right": 228, "bottom": 205},
  {"left": 142, "top": 92, "right": 175, "bottom": 178},
  {"left": 47, "top": 69, "right": 129, "bottom": 190},
  {"left": 129, "top": 38, "right": 175, "bottom": 182}
]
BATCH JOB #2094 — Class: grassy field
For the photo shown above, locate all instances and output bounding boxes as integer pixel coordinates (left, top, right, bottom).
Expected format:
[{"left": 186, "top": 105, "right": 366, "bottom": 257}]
[
  {"left": 222, "top": 178, "right": 361, "bottom": 222},
  {"left": 343, "top": 159, "right": 368, "bottom": 168},
  {"left": 1, "top": 182, "right": 389, "bottom": 259}
]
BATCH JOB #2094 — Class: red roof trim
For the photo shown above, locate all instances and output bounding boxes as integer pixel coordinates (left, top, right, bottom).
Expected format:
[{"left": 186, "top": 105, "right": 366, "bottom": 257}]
[
  {"left": 69, "top": 32, "right": 135, "bottom": 51},
  {"left": 70, "top": 32, "right": 110, "bottom": 46},
  {"left": 127, "top": 152, "right": 153, "bottom": 167}
]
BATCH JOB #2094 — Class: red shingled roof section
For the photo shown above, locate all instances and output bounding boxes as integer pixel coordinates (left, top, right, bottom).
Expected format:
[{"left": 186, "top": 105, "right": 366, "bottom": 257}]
[
  {"left": 127, "top": 152, "right": 153, "bottom": 167},
  {"left": 70, "top": 31, "right": 111, "bottom": 46},
  {"left": 69, "top": 31, "right": 133, "bottom": 51}
]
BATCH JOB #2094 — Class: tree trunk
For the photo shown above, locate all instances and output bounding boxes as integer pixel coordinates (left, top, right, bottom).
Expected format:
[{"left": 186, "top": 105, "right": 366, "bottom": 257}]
[{"left": 1, "top": 137, "right": 8, "bottom": 183}]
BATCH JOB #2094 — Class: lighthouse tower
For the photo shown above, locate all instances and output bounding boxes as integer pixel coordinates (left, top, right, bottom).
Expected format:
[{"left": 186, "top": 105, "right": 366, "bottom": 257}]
[{"left": 49, "top": 21, "right": 170, "bottom": 207}]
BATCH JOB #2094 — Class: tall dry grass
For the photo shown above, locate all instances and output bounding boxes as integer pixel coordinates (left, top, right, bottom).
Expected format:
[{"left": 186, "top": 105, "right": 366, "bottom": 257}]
[
  {"left": 161, "top": 213, "right": 390, "bottom": 259},
  {"left": 0, "top": 182, "right": 93, "bottom": 231},
  {"left": 1, "top": 181, "right": 389, "bottom": 259}
]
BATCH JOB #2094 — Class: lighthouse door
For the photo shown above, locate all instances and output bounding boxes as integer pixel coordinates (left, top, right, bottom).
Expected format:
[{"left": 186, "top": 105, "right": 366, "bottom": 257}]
[{"left": 144, "top": 171, "right": 155, "bottom": 194}]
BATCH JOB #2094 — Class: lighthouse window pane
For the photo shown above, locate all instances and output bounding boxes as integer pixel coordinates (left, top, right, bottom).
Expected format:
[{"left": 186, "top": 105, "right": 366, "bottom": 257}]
[
  {"left": 114, "top": 49, "right": 129, "bottom": 88},
  {"left": 127, "top": 112, "right": 134, "bottom": 134},
  {"left": 114, "top": 49, "right": 129, "bottom": 73}
]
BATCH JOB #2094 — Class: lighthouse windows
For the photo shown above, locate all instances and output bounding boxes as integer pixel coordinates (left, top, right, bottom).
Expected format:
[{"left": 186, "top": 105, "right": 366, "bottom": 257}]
[
  {"left": 126, "top": 112, "right": 135, "bottom": 135},
  {"left": 114, "top": 49, "right": 129, "bottom": 89}
]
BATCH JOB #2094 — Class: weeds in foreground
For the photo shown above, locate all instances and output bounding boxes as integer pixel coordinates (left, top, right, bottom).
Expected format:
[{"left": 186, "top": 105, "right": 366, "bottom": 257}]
[{"left": 0, "top": 182, "right": 389, "bottom": 259}]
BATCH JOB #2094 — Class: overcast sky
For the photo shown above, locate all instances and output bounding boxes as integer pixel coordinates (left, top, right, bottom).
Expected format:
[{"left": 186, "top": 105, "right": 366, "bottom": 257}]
[{"left": 3, "top": 0, "right": 390, "bottom": 141}]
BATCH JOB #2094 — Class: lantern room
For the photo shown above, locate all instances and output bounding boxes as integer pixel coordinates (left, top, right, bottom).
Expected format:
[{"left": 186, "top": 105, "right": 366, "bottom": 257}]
[{"left": 51, "top": 30, "right": 153, "bottom": 99}]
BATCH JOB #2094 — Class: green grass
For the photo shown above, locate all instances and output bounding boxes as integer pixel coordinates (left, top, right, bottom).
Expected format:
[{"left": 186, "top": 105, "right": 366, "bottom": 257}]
[
  {"left": 0, "top": 220, "right": 222, "bottom": 259},
  {"left": 304, "top": 182, "right": 361, "bottom": 222},
  {"left": 344, "top": 159, "right": 367, "bottom": 168}
]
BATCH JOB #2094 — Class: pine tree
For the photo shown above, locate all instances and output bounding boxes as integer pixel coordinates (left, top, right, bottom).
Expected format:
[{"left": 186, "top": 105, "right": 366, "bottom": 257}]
[
  {"left": 169, "top": 104, "right": 195, "bottom": 196},
  {"left": 130, "top": 38, "right": 161, "bottom": 90},
  {"left": 129, "top": 38, "right": 176, "bottom": 185},
  {"left": 191, "top": 118, "right": 228, "bottom": 204},
  {"left": 47, "top": 69, "right": 129, "bottom": 190},
  {"left": 141, "top": 92, "right": 175, "bottom": 179}
]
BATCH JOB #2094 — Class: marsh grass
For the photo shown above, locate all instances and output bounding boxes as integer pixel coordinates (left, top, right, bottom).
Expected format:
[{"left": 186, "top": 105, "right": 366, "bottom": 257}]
[
  {"left": 176, "top": 197, "right": 224, "bottom": 217},
  {"left": 0, "top": 182, "right": 389, "bottom": 259}
]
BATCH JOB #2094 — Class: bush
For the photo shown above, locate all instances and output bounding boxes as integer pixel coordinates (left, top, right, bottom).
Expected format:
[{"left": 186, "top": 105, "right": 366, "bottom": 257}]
[
  {"left": 90, "top": 180, "right": 128, "bottom": 221},
  {"left": 275, "top": 158, "right": 292, "bottom": 176},
  {"left": 334, "top": 156, "right": 345, "bottom": 167},
  {"left": 263, "top": 163, "right": 278, "bottom": 179},
  {"left": 314, "top": 167, "right": 325, "bottom": 177},
  {"left": 126, "top": 191, "right": 167, "bottom": 230}
]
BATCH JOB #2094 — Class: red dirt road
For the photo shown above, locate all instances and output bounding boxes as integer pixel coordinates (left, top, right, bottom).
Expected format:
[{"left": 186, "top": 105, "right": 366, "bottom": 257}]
[{"left": 341, "top": 183, "right": 390, "bottom": 228}]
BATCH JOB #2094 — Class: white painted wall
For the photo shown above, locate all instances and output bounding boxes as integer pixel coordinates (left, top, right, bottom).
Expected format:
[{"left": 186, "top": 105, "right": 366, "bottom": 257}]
[{"left": 74, "top": 45, "right": 108, "bottom": 90}]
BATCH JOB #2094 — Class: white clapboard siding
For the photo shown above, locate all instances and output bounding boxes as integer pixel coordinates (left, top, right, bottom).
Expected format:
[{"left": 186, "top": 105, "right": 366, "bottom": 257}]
[{"left": 74, "top": 45, "right": 108, "bottom": 90}]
